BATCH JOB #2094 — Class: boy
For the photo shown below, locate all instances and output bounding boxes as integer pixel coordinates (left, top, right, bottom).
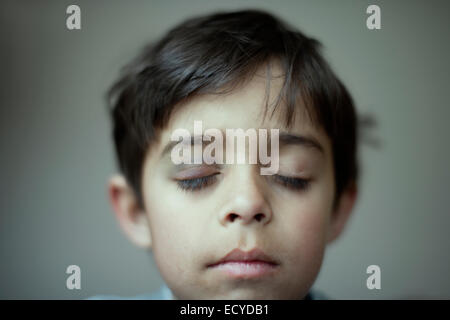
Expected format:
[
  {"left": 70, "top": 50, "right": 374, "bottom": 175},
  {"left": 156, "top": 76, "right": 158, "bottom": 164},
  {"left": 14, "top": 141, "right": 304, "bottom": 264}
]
[{"left": 94, "top": 9, "right": 358, "bottom": 300}]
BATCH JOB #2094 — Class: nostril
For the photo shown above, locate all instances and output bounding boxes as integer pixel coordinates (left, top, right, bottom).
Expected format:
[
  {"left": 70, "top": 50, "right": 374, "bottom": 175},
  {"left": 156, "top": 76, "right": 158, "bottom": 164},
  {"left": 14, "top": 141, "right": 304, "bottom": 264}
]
[
  {"left": 255, "top": 213, "right": 264, "bottom": 222},
  {"left": 226, "top": 213, "right": 266, "bottom": 223}
]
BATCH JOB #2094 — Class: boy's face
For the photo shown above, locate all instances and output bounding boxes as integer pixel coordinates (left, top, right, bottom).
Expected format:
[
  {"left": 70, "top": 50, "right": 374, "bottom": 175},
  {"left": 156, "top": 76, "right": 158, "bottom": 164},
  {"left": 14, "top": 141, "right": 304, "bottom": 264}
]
[{"left": 110, "top": 64, "right": 356, "bottom": 299}]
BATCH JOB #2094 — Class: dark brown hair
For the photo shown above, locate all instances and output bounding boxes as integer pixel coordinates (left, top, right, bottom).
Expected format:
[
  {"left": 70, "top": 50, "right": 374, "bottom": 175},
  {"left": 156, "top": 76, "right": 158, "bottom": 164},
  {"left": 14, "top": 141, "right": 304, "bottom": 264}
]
[{"left": 108, "top": 9, "right": 359, "bottom": 209}]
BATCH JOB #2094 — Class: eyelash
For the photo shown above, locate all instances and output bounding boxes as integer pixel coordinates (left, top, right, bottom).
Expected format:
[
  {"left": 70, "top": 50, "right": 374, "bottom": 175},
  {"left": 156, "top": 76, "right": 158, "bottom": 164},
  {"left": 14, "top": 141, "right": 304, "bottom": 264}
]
[
  {"left": 176, "top": 174, "right": 219, "bottom": 192},
  {"left": 272, "top": 174, "right": 310, "bottom": 191},
  {"left": 176, "top": 174, "right": 310, "bottom": 192}
]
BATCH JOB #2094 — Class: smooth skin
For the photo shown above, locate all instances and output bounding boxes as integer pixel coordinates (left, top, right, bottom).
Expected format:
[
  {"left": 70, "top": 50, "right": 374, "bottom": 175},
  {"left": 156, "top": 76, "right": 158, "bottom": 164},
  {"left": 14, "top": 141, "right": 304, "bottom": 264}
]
[{"left": 108, "top": 61, "right": 357, "bottom": 299}]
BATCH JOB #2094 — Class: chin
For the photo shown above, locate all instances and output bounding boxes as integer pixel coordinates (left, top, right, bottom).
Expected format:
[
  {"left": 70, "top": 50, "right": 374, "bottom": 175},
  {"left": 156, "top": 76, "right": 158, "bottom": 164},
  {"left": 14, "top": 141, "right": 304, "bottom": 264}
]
[{"left": 208, "top": 288, "right": 293, "bottom": 300}]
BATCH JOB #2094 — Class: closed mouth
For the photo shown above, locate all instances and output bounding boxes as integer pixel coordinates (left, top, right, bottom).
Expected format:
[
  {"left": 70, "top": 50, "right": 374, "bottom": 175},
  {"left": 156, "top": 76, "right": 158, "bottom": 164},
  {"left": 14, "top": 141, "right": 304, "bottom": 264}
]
[{"left": 207, "top": 248, "right": 279, "bottom": 278}]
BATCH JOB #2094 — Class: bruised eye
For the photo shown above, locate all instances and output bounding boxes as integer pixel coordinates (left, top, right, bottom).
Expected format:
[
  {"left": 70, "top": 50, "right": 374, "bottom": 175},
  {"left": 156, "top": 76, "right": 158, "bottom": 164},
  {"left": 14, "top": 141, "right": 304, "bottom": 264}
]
[
  {"left": 272, "top": 175, "right": 310, "bottom": 191},
  {"left": 176, "top": 173, "right": 219, "bottom": 192}
]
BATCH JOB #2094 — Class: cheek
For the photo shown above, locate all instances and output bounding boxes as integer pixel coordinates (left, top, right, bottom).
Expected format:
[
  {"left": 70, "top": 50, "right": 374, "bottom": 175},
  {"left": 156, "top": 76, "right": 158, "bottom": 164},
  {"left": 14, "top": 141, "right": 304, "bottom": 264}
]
[
  {"left": 289, "top": 173, "right": 336, "bottom": 248},
  {"left": 280, "top": 191, "right": 332, "bottom": 265},
  {"left": 289, "top": 210, "right": 328, "bottom": 257},
  {"left": 143, "top": 185, "right": 197, "bottom": 282},
  {"left": 290, "top": 208, "right": 327, "bottom": 250}
]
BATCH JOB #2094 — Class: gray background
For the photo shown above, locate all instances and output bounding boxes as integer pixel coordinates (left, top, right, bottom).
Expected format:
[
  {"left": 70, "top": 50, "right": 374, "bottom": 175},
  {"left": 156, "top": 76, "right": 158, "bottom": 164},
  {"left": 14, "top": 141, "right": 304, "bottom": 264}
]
[{"left": 1, "top": 0, "right": 449, "bottom": 299}]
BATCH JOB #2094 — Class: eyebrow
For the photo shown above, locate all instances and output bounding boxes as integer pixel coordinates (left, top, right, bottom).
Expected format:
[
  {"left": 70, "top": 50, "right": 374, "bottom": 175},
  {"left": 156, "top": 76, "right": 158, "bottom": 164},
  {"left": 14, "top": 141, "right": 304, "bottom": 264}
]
[
  {"left": 161, "top": 135, "right": 206, "bottom": 159},
  {"left": 278, "top": 132, "right": 324, "bottom": 155},
  {"left": 160, "top": 131, "right": 325, "bottom": 159}
]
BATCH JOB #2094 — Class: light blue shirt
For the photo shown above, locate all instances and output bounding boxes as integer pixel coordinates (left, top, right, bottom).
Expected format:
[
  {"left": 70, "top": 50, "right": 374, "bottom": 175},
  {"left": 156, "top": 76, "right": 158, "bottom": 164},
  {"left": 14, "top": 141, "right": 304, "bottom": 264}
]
[{"left": 87, "top": 283, "right": 328, "bottom": 300}]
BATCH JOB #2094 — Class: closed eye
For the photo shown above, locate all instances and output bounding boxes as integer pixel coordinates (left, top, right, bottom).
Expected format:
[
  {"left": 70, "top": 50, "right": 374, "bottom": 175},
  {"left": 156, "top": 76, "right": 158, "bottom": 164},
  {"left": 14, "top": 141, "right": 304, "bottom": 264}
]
[
  {"left": 272, "top": 175, "right": 310, "bottom": 191},
  {"left": 176, "top": 173, "right": 219, "bottom": 192},
  {"left": 175, "top": 174, "right": 310, "bottom": 192}
]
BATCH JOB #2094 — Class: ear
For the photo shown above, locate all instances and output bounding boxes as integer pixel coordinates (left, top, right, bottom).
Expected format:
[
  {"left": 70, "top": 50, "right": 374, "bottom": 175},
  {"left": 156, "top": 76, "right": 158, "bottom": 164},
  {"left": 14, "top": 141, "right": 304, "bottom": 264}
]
[
  {"left": 326, "top": 181, "right": 358, "bottom": 244},
  {"left": 108, "top": 174, "right": 152, "bottom": 249}
]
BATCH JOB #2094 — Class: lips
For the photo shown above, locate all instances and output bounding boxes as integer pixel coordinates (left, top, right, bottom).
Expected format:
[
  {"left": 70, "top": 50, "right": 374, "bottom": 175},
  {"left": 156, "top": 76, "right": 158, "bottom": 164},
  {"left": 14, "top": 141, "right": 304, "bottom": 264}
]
[{"left": 207, "top": 248, "right": 279, "bottom": 278}]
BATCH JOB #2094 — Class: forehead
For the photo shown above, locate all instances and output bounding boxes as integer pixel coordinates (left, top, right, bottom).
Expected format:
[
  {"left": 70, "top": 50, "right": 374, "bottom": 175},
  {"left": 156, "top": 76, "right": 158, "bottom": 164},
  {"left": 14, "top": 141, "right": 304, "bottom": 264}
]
[{"left": 149, "top": 62, "right": 332, "bottom": 160}]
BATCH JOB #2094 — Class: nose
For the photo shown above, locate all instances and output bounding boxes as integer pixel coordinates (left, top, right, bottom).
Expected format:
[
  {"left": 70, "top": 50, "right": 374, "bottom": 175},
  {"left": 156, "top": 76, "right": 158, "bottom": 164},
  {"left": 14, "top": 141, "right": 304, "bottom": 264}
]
[{"left": 218, "top": 168, "right": 273, "bottom": 226}]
